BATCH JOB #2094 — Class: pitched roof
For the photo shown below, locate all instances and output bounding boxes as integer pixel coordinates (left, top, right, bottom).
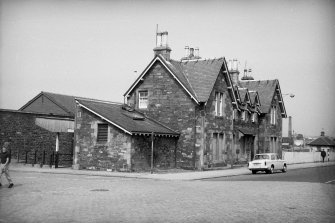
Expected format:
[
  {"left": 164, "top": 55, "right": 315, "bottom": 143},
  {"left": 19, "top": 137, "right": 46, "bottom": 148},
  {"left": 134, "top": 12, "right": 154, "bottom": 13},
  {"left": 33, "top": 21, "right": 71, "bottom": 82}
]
[
  {"left": 19, "top": 92, "right": 77, "bottom": 116},
  {"left": 19, "top": 92, "right": 103, "bottom": 117},
  {"left": 239, "top": 80, "right": 286, "bottom": 117},
  {"left": 308, "top": 136, "right": 335, "bottom": 147},
  {"left": 124, "top": 55, "right": 229, "bottom": 103},
  {"left": 76, "top": 98, "right": 179, "bottom": 136},
  {"left": 169, "top": 58, "right": 225, "bottom": 102}
]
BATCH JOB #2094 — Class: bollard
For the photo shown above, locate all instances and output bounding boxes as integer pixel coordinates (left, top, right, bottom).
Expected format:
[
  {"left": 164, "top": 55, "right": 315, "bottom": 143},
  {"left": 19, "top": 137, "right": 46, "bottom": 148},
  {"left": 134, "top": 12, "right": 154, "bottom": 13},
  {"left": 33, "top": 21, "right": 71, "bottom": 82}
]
[{"left": 17, "top": 148, "right": 20, "bottom": 163}]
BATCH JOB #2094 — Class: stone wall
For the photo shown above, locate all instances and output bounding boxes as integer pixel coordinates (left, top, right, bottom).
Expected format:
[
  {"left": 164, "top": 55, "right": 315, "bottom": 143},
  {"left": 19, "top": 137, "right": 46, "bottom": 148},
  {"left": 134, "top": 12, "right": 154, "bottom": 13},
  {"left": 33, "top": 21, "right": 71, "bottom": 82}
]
[
  {"left": 75, "top": 105, "right": 178, "bottom": 171},
  {"left": 0, "top": 110, "right": 73, "bottom": 164},
  {"left": 203, "top": 71, "right": 234, "bottom": 167},
  {"left": 258, "top": 95, "right": 283, "bottom": 155},
  {"left": 127, "top": 61, "right": 198, "bottom": 168}
]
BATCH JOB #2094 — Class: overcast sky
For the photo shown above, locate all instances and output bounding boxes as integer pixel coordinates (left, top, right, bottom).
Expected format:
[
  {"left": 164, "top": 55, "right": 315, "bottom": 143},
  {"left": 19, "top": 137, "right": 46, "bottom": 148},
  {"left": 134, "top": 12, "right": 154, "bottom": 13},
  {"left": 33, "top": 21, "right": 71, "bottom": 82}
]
[{"left": 1, "top": 0, "right": 335, "bottom": 137}]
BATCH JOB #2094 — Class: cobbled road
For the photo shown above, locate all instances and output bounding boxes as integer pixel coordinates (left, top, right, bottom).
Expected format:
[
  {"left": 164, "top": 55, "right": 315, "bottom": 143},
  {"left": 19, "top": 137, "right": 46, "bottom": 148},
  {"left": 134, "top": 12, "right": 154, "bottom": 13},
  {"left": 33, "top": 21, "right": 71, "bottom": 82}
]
[{"left": 0, "top": 171, "right": 334, "bottom": 223}]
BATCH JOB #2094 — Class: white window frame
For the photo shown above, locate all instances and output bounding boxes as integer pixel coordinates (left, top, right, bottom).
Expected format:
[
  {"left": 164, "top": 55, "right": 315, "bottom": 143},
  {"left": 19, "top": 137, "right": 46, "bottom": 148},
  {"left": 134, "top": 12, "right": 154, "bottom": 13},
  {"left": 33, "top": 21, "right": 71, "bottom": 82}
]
[
  {"left": 215, "top": 92, "right": 224, "bottom": 116},
  {"left": 241, "top": 111, "right": 246, "bottom": 121},
  {"left": 252, "top": 113, "right": 256, "bottom": 123},
  {"left": 138, "top": 90, "right": 148, "bottom": 109}
]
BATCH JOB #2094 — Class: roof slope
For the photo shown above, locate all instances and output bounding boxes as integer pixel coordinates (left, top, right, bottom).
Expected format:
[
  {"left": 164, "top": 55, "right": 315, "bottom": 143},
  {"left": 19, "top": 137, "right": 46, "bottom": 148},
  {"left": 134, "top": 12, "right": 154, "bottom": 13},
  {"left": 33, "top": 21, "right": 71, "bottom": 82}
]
[
  {"left": 19, "top": 92, "right": 77, "bottom": 116},
  {"left": 239, "top": 80, "right": 280, "bottom": 114},
  {"left": 308, "top": 136, "right": 335, "bottom": 147},
  {"left": 169, "top": 58, "right": 225, "bottom": 102},
  {"left": 76, "top": 98, "right": 179, "bottom": 136},
  {"left": 124, "top": 55, "right": 226, "bottom": 103},
  {"left": 20, "top": 92, "right": 106, "bottom": 116}
]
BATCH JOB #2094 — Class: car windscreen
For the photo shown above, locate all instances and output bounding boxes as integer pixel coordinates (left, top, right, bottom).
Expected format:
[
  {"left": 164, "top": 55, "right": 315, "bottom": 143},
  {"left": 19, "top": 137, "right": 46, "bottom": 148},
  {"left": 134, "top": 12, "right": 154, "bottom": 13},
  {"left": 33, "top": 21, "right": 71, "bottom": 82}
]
[{"left": 254, "top": 155, "right": 269, "bottom": 160}]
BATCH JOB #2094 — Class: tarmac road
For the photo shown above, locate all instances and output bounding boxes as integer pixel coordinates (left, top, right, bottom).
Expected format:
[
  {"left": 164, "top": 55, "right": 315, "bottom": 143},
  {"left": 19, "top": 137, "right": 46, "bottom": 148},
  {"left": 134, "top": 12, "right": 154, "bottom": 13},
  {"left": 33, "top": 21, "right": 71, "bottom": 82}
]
[
  {"left": 1, "top": 170, "right": 335, "bottom": 223},
  {"left": 204, "top": 165, "right": 335, "bottom": 184}
]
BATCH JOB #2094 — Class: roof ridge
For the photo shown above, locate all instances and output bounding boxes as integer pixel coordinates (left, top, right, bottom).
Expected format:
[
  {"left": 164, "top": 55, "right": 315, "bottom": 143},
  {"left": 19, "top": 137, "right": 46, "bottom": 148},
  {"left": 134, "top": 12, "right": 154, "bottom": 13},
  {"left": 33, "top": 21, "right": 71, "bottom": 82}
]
[{"left": 75, "top": 97, "right": 123, "bottom": 105}]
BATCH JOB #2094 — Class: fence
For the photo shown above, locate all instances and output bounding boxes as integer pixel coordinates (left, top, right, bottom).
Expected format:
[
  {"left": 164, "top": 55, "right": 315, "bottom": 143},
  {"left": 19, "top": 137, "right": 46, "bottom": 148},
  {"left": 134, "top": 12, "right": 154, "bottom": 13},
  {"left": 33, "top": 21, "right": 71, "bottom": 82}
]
[
  {"left": 14, "top": 149, "right": 73, "bottom": 168},
  {"left": 282, "top": 151, "right": 335, "bottom": 164}
]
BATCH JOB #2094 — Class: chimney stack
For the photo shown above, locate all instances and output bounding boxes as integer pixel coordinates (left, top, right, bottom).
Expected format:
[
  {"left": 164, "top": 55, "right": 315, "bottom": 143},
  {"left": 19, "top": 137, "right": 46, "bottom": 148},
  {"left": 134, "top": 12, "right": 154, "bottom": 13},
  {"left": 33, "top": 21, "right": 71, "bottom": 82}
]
[
  {"left": 181, "top": 46, "right": 201, "bottom": 60},
  {"left": 184, "top": 46, "right": 189, "bottom": 57},
  {"left": 321, "top": 131, "right": 325, "bottom": 136},
  {"left": 229, "top": 59, "right": 240, "bottom": 86},
  {"left": 153, "top": 30, "right": 172, "bottom": 61}
]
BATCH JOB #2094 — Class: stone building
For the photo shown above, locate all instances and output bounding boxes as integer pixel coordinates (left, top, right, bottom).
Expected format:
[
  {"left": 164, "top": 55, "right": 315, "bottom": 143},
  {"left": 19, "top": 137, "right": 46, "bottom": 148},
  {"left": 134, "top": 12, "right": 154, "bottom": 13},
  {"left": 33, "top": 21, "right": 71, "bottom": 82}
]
[
  {"left": 124, "top": 31, "right": 287, "bottom": 169},
  {"left": 73, "top": 98, "right": 179, "bottom": 171}
]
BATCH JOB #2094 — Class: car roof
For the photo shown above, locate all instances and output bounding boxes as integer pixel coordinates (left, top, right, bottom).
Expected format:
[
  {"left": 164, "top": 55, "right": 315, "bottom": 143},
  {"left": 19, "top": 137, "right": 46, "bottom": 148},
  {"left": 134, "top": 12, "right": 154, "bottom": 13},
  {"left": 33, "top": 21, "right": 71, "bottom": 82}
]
[{"left": 255, "top": 153, "right": 278, "bottom": 155}]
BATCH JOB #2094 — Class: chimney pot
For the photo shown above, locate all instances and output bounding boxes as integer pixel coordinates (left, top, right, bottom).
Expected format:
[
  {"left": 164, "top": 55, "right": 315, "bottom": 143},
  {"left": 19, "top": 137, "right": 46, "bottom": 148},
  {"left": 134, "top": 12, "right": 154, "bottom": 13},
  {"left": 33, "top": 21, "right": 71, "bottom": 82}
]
[
  {"left": 153, "top": 30, "right": 171, "bottom": 60},
  {"left": 189, "top": 48, "right": 194, "bottom": 57},
  {"left": 185, "top": 46, "right": 189, "bottom": 57},
  {"left": 194, "top": 47, "right": 199, "bottom": 58}
]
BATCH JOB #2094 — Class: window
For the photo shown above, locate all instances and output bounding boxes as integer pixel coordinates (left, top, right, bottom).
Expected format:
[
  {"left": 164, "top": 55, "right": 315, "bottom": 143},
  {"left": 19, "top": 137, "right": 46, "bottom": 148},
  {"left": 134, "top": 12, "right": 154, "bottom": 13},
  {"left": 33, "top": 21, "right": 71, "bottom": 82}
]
[
  {"left": 138, "top": 90, "right": 148, "bottom": 109},
  {"left": 270, "top": 106, "right": 276, "bottom": 125},
  {"left": 215, "top": 92, "right": 224, "bottom": 116},
  {"left": 233, "top": 109, "right": 236, "bottom": 120},
  {"left": 252, "top": 113, "right": 256, "bottom": 122},
  {"left": 241, "top": 111, "right": 246, "bottom": 121},
  {"left": 97, "top": 124, "right": 108, "bottom": 143}
]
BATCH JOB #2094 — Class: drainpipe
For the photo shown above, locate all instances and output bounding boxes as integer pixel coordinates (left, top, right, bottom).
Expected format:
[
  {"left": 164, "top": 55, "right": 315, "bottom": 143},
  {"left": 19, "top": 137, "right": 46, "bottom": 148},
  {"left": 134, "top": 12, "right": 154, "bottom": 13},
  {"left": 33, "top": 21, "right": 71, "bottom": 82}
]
[{"left": 151, "top": 132, "right": 154, "bottom": 174}]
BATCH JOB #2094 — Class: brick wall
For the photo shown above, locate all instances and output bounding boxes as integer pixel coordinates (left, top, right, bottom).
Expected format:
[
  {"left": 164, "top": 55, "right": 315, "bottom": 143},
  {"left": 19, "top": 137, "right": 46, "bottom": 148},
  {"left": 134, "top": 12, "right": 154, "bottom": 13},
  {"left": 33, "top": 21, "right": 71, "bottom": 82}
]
[{"left": 0, "top": 110, "right": 73, "bottom": 164}]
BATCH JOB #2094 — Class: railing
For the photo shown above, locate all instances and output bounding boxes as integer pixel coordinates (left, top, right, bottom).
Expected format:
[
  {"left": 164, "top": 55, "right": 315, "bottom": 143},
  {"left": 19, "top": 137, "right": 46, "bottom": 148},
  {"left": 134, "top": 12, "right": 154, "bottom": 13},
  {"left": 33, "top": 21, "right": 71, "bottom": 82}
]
[{"left": 14, "top": 149, "right": 73, "bottom": 168}]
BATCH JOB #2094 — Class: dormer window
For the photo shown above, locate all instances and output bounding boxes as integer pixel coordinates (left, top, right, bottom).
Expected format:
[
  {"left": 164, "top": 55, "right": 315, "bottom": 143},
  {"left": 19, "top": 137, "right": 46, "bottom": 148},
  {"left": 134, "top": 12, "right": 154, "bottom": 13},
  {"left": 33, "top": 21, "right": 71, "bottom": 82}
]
[
  {"left": 241, "top": 111, "right": 246, "bottom": 121},
  {"left": 252, "top": 113, "right": 257, "bottom": 123},
  {"left": 138, "top": 90, "right": 148, "bottom": 109}
]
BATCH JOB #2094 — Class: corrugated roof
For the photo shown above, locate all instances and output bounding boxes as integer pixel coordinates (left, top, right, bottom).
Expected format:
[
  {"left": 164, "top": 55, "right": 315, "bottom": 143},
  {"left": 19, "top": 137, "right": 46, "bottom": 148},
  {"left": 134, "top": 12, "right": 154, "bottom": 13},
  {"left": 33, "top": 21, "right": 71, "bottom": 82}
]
[
  {"left": 76, "top": 98, "right": 179, "bottom": 136},
  {"left": 308, "top": 136, "right": 335, "bottom": 147}
]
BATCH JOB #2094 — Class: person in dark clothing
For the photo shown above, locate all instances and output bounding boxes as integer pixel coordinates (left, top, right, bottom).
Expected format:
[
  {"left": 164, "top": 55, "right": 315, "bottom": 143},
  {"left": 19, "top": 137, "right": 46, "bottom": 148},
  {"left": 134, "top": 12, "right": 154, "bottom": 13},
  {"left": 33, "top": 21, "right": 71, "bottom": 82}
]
[
  {"left": 321, "top": 150, "right": 326, "bottom": 163},
  {"left": 0, "top": 142, "right": 14, "bottom": 188}
]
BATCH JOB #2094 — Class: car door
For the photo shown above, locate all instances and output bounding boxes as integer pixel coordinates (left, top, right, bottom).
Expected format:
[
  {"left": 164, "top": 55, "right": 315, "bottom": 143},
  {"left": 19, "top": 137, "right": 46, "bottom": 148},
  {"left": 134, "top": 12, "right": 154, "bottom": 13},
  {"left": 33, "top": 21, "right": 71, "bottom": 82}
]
[
  {"left": 276, "top": 154, "right": 283, "bottom": 170},
  {"left": 271, "top": 154, "right": 277, "bottom": 169}
]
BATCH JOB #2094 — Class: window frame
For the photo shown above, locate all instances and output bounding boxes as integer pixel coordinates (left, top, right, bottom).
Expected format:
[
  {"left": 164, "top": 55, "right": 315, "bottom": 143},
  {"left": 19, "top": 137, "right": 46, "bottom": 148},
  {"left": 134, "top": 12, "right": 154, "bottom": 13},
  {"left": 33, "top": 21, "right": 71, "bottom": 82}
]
[
  {"left": 97, "top": 123, "right": 108, "bottom": 143},
  {"left": 214, "top": 92, "right": 224, "bottom": 117},
  {"left": 138, "top": 90, "right": 149, "bottom": 109}
]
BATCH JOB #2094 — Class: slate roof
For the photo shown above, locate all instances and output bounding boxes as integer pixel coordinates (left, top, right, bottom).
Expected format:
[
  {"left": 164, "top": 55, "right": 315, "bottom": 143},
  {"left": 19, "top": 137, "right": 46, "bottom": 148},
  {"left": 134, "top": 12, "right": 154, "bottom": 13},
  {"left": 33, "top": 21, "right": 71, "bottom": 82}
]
[
  {"left": 168, "top": 58, "right": 225, "bottom": 102},
  {"left": 239, "top": 80, "right": 284, "bottom": 115},
  {"left": 76, "top": 98, "right": 179, "bottom": 136},
  {"left": 20, "top": 92, "right": 102, "bottom": 116},
  {"left": 125, "top": 55, "right": 226, "bottom": 103},
  {"left": 308, "top": 136, "right": 335, "bottom": 147},
  {"left": 20, "top": 92, "right": 78, "bottom": 116}
]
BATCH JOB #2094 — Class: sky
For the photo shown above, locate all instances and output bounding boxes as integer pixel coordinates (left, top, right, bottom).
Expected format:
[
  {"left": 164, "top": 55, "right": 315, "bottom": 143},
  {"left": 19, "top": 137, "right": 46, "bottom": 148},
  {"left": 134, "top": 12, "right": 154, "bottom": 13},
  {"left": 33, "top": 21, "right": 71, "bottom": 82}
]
[{"left": 1, "top": 0, "right": 335, "bottom": 138}]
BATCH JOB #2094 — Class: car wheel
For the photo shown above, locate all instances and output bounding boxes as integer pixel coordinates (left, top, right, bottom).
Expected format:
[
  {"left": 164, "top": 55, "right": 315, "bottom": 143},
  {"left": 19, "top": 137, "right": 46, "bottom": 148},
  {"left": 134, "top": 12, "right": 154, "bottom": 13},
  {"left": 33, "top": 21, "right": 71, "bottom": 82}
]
[
  {"left": 267, "top": 166, "right": 274, "bottom": 174},
  {"left": 282, "top": 165, "right": 287, "bottom": 173},
  {"left": 252, "top": 170, "right": 257, "bottom": 174}
]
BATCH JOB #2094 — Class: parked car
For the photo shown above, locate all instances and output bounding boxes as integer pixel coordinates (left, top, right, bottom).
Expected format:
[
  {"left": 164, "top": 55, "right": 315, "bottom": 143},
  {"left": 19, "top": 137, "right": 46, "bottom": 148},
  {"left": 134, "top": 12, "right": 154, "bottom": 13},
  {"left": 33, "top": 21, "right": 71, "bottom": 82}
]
[{"left": 248, "top": 153, "right": 287, "bottom": 174}]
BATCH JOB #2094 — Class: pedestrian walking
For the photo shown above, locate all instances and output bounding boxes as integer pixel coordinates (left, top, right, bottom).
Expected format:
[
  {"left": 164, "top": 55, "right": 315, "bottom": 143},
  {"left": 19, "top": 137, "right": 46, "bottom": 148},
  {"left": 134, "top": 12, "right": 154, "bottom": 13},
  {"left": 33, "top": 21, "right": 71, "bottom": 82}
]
[
  {"left": 0, "top": 142, "right": 14, "bottom": 188},
  {"left": 321, "top": 149, "right": 326, "bottom": 163}
]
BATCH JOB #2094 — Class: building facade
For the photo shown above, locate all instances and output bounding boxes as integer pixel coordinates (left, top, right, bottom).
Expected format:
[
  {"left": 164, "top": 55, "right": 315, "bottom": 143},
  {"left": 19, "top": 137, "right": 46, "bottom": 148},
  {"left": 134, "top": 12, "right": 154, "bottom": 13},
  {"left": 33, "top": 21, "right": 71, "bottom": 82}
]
[{"left": 124, "top": 31, "right": 287, "bottom": 169}]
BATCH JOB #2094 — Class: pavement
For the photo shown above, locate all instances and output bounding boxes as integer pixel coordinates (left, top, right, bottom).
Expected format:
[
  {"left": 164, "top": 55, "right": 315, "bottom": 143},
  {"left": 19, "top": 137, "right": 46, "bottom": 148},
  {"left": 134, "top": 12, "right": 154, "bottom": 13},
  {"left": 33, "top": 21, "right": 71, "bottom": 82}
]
[{"left": 9, "top": 161, "right": 335, "bottom": 181}]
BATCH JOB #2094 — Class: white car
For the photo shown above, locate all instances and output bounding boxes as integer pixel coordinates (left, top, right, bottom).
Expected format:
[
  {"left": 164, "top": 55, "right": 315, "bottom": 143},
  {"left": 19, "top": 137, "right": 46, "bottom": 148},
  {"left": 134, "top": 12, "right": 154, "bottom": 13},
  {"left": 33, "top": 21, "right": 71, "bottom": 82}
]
[{"left": 248, "top": 153, "right": 287, "bottom": 174}]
